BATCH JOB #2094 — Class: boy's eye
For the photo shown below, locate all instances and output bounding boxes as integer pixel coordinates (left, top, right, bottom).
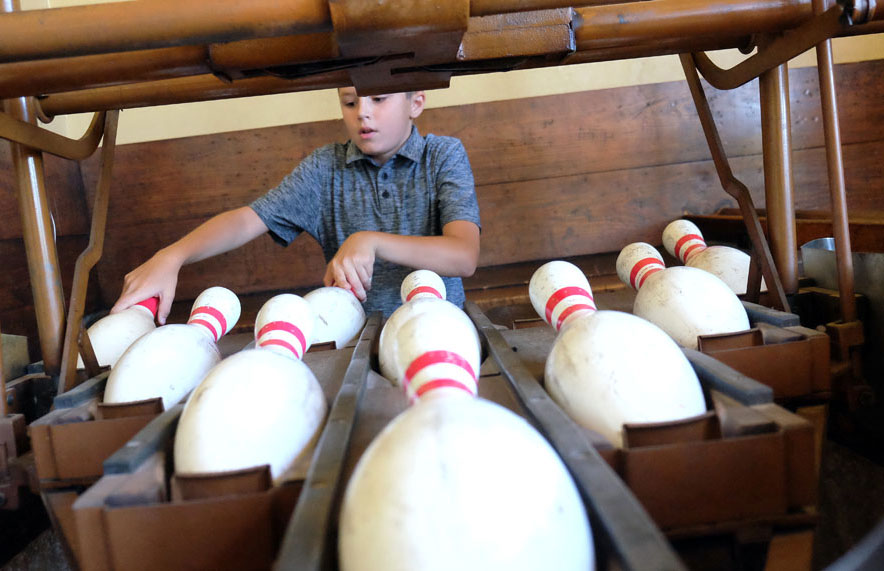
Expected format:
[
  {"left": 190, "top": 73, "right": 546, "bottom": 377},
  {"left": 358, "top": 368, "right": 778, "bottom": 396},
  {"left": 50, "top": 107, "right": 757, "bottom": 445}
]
[
  {"left": 342, "top": 101, "right": 355, "bottom": 107},
  {"left": 372, "top": 96, "right": 386, "bottom": 103}
]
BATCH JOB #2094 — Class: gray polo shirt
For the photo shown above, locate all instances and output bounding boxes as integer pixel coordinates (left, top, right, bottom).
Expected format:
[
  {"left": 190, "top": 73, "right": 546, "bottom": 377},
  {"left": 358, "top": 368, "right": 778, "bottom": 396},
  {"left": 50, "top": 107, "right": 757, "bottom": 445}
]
[{"left": 250, "top": 126, "right": 480, "bottom": 317}]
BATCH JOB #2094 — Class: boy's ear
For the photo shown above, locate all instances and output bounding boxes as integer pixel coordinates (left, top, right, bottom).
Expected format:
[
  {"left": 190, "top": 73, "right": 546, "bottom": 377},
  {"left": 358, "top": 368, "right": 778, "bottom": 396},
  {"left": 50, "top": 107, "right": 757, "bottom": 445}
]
[{"left": 409, "top": 91, "right": 426, "bottom": 119}]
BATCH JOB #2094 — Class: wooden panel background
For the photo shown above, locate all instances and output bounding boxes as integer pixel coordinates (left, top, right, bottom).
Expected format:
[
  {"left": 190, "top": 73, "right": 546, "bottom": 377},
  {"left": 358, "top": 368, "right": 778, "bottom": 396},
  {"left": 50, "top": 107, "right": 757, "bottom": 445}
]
[{"left": 2, "top": 59, "right": 884, "bottom": 351}]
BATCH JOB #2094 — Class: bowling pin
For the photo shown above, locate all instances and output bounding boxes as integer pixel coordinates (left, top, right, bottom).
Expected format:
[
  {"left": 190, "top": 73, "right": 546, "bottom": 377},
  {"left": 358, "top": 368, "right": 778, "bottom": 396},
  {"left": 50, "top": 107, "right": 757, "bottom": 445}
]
[
  {"left": 529, "top": 261, "right": 596, "bottom": 332},
  {"left": 379, "top": 270, "right": 475, "bottom": 384},
  {"left": 77, "top": 297, "right": 159, "bottom": 369},
  {"left": 532, "top": 262, "right": 705, "bottom": 447},
  {"left": 103, "top": 286, "right": 241, "bottom": 409},
  {"left": 662, "top": 219, "right": 766, "bottom": 295},
  {"left": 174, "top": 294, "right": 326, "bottom": 483},
  {"left": 304, "top": 286, "right": 366, "bottom": 349},
  {"left": 339, "top": 309, "right": 593, "bottom": 571},
  {"left": 616, "top": 242, "right": 749, "bottom": 349},
  {"left": 399, "top": 269, "right": 447, "bottom": 303}
]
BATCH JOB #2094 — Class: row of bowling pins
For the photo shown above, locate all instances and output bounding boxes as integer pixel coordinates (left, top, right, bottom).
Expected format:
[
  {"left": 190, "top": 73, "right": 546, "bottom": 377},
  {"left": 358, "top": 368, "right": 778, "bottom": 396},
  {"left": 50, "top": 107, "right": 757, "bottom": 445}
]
[
  {"left": 662, "top": 218, "right": 766, "bottom": 295},
  {"left": 83, "top": 285, "right": 365, "bottom": 403},
  {"left": 339, "top": 270, "right": 593, "bottom": 571},
  {"left": 96, "top": 285, "right": 364, "bottom": 483},
  {"left": 530, "top": 260, "right": 708, "bottom": 447}
]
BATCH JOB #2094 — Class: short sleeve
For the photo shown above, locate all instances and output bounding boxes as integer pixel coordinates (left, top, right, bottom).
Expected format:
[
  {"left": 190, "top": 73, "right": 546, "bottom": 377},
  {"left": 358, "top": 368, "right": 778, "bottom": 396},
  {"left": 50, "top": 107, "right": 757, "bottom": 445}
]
[
  {"left": 249, "top": 147, "right": 328, "bottom": 246},
  {"left": 433, "top": 138, "right": 481, "bottom": 230}
]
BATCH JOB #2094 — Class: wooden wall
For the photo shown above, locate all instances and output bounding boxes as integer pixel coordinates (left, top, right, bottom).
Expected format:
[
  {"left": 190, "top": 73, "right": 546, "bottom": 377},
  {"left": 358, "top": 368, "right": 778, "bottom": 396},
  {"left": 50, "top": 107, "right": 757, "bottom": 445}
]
[{"left": 2, "top": 59, "right": 883, "bottom": 352}]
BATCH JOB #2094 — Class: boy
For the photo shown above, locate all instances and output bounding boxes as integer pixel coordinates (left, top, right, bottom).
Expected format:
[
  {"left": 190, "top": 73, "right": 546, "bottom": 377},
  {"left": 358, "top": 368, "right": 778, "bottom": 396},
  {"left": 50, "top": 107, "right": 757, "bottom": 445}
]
[{"left": 111, "top": 88, "right": 481, "bottom": 324}]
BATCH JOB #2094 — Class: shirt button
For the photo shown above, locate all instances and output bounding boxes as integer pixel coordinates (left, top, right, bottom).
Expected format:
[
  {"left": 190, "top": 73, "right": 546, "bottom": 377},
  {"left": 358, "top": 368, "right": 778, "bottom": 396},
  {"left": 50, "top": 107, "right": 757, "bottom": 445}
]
[
  {"left": 382, "top": 191, "right": 390, "bottom": 198},
  {"left": 380, "top": 172, "right": 389, "bottom": 181}
]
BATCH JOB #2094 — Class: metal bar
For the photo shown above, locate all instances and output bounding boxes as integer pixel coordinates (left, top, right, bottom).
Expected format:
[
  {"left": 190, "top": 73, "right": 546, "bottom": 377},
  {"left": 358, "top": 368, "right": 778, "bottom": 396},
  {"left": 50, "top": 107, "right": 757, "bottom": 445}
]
[
  {"left": 57, "top": 110, "right": 119, "bottom": 395},
  {"left": 0, "top": 110, "right": 106, "bottom": 160},
  {"left": 275, "top": 314, "right": 380, "bottom": 571},
  {"left": 39, "top": 70, "right": 351, "bottom": 118},
  {"left": 574, "top": 0, "right": 812, "bottom": 51},
  {"left": 466, "top": 302, "right": 687, "bottom": 571},
  {"left": 760, "top": 63, "right": 799, "bottom": 294},
  {"left": 0, "top": 46, "right": 209, "bottom": 100},
  {"left": 4, "top": 0, "right": 65, "bottom": 381},
  {"left": 470, "top": 0, "right": 635, "bottom": 16},
  {"left": 102, "top": 404, "right": 184, "bottom": 475},
  {"left": 814, "top": 0, "right": 856, "bottom": 323},
  {"left": 0, "top": 0, "right": 332, "bottom": 64},
  {"left": 682, "top": 349, "right": 774, "bottom": 405},
  {"left": 0, "top": 319, "right": 6, "bottom": 417},
  {"left": 679, "top": 54, "right": 791, "bottom": 312}
]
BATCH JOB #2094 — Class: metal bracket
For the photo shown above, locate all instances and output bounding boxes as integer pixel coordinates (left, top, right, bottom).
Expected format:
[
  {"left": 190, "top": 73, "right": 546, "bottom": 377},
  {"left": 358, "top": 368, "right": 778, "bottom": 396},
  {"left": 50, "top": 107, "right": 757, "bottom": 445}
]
[
  {"left": 57, "top": 110, "right": 120, "bottom": 395},
  {"left": 0, "top": 107, "right": 106, "bottom": 160},
  {"left": 691, "top": 0, "right": 862, "bottom": 90}
]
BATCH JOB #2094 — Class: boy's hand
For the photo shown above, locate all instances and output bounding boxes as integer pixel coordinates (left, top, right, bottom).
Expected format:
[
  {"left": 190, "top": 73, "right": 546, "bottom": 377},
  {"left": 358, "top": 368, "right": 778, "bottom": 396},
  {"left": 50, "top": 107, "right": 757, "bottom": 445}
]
[
  {"left": 324, "top": 231, "right": 377, "bottom": 302},
  {"left": 111, "top": 249, "right": 184, "bottom": 325}
]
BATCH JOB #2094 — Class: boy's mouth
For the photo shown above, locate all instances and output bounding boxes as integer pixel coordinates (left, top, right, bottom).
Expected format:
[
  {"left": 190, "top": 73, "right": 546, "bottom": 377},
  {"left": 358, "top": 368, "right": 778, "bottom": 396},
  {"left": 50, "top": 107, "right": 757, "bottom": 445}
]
[{"left": 359, "top": 127, "right": 376, "bottom": 139}]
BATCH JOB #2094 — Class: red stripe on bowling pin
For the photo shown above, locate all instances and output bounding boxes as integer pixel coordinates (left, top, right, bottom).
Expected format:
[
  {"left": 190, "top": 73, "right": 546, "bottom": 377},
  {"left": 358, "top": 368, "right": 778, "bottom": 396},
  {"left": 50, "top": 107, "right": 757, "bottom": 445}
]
[
  {"left": 405, "top": 286, "right": 442, "bottom": 302},
  {"left": 403, "top": 350, "right": 477, "bottom": 401},
  {"left": 629, "top": 258, "right": 664, "bottom": 290},
  {"left": 544, "top": 286, "right": 595, "bottom": 326},
  {"left": 415, "top": 379, "right": 476, "bottom": 399},
  {"left": 257, "top": 321, "right": 307, "bottom": 358},
  {"left": 259, "top": 338, "right": 300, "bottom": 358},
  {"left": 674, "top": 234, "right": 706, "bottom": 262},
  {"left": 556, "top": 304, "right": 596, "bottom": 331},
  {"left": 188, "top": 306, "right": 228, "bottom": 342}
]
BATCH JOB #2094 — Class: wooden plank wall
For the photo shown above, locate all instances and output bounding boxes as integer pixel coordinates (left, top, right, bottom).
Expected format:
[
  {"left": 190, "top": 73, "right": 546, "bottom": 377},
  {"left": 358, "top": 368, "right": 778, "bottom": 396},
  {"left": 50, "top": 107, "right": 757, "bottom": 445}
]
[{"left": 2, "top": 59, "right": 883, "bottom": 350}]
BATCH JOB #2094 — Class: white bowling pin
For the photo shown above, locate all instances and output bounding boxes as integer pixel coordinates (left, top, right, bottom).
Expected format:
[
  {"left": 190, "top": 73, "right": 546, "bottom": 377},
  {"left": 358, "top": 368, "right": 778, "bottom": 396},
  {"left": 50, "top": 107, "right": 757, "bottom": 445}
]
[
  {"left": 304, "top": 286, "right": 366, "bottom": 348},
  {"left": 339, "top": 310, "right": 593, "bottom": 571},
  {"left": 616, "top": 242, "right": 749, "bottom": 349},
  {"left": 77, "top": 297, "right": 159, "bottom": 369},
  {"left": 399, "top": 269, "right": 447, "bottom": 303},
  {"left": 103, "top": 287, "right": 241, "bottom": 409},
  {"left": 529, "top": 261, "right": 597, "bottom": 332},
  {"left": 379, "top": 270, "right": 468, "bottom": 384},
  {"left": 662, "top": 219, "right": 766, "bottom": 295},
  {"left": 174, "top": 294, "right": 326, "bottom": 483},
  {"left": 532, "top": 261, "right": 705, "bottom": 446}
]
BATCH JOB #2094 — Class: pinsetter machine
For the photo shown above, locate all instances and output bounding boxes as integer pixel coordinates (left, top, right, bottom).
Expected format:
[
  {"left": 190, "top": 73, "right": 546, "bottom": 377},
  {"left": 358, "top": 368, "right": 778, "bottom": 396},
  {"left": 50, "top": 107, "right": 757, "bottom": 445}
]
[{"left": 1, "top": 0, "right": 882, "bottom": 569}]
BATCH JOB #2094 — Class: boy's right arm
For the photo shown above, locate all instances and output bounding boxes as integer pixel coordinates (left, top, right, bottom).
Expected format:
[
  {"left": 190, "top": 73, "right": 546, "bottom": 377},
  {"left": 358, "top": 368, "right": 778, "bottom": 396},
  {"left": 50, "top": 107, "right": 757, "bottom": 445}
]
[{"left": 111, "top": 206, "right": 268, "bottom": 324}]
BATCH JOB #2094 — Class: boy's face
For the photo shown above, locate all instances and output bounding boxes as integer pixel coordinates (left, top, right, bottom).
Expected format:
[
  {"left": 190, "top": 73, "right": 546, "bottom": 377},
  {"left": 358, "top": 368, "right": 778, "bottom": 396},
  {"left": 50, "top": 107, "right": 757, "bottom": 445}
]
[{"left": 338, "top": 88, "right": 425, "bottom": 166}]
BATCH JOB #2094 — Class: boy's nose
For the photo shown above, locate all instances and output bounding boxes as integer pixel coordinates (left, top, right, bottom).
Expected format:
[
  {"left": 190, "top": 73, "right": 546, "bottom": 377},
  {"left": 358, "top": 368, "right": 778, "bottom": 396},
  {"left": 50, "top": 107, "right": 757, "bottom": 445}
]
[{"left": 357, "top": 98, "right": 372, "bottom": 119}]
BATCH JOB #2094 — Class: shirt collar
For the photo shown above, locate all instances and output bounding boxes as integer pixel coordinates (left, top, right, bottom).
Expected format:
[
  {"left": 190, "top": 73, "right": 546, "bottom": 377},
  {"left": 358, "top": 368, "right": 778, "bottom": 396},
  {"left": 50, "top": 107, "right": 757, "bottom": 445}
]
[{"left": 345, "top": 125, "right": 425, "bottom": 166}]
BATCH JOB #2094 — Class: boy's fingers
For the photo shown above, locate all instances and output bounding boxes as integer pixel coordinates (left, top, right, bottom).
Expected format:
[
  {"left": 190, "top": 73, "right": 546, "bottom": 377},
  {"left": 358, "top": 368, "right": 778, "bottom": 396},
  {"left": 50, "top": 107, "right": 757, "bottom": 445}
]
[{"left": 158, "top": 295, "right": 173, "bottom": 325}]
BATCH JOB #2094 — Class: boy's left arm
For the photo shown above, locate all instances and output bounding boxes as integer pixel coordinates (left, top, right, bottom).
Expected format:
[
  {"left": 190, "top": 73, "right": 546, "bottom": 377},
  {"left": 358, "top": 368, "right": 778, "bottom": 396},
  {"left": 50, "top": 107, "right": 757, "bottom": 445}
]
[{"left": 323, "top": 221, "right": 480, "bottom": 301}]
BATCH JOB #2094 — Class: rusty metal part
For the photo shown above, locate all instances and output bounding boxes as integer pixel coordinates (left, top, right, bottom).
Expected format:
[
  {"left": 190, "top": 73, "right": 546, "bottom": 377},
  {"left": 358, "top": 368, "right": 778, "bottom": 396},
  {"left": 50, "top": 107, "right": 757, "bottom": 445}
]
[
  {"left": 760, "top": 63, "right": 799, "bottom": 294},
  {"left": 0, "top": 0, "right": 332, "bottom": 64},
  {"left": 814, "top": 0, "right": 857, "bottom": 324},
  {"left": 691, "top": 1, "right": 848, "bottom": 90},
  {"left": 0, "top": 109, "right": 106, "bottom": 160},
  {"left": 679, "top": 54, "right": 791, "bottom": 312},
  {"left": 467, "top": 303, "right": 687, "bottom": 570},
  {"left": 458, "top": 8, "right": 575, "bottom": 61},
  {"left": 57, "top": 111, "right": 119, "bottom": 395},
  {"left": 275, "top": 314, "right": 380, "bottom": 571}
]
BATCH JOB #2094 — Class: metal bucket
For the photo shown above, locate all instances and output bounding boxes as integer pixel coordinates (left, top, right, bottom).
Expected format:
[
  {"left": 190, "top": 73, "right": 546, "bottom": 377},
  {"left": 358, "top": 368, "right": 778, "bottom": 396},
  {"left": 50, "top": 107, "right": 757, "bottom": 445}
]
[{"left": 800, "top": 238, "right": 884, "bottom": 386}]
